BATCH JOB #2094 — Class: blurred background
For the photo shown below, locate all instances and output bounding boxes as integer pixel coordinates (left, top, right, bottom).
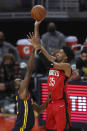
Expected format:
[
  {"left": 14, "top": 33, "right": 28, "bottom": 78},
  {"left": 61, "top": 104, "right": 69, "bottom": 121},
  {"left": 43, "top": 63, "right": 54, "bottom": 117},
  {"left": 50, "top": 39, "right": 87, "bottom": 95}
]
[
  {"left": 0, "top": 0, "right": 87, "bottom": 131},
  {"left": 0, "top": 0, "right": 87, "bottom": 44}
]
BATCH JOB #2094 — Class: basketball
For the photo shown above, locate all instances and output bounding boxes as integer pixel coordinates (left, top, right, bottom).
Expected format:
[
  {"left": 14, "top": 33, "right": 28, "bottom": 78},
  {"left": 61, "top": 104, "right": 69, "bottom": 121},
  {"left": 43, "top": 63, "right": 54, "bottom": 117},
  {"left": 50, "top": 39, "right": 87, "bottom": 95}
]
[{"left": 31, "top": 5, "right": 46, "bottom": 21}]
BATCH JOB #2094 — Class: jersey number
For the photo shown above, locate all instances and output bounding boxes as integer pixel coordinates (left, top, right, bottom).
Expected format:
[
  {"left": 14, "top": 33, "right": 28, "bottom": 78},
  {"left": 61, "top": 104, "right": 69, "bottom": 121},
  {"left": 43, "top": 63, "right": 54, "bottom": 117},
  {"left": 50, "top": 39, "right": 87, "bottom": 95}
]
[{"left": 49, "top": 77, "right": 55, "bottom": 87}]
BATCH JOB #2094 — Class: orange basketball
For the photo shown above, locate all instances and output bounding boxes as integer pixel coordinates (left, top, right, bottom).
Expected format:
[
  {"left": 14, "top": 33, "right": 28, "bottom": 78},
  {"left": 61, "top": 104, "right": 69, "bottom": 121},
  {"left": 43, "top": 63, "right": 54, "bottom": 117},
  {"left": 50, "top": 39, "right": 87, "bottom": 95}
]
[{"left": 31, "top": 5, "right": 46, "bottom": 21}]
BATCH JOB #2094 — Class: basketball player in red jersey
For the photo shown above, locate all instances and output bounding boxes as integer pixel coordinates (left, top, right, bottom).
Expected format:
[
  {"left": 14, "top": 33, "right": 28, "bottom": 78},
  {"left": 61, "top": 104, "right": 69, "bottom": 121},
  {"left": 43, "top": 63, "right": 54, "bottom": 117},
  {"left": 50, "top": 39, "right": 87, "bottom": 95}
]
[{"left": 27, "top": 21, "right": 74, "bottom": 131}]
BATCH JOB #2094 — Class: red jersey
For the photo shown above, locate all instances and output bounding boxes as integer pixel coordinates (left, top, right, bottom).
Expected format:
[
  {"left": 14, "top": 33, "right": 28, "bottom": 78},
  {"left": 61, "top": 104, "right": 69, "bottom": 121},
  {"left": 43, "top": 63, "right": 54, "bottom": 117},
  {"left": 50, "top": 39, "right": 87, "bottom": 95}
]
[{"left": 47, "top": 68, "right": 66, "bottom": 101}]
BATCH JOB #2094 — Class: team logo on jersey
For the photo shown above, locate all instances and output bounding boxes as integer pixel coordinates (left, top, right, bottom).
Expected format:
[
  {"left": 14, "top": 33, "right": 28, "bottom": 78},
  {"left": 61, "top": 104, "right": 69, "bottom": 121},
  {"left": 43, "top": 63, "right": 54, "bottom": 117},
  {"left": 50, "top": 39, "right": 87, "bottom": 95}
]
[
  {"left": 48, "top": 70, "right": 60, "bottom": 87},
  {"left": 49, "top": 70, "right": 59, "bottom": 77}
]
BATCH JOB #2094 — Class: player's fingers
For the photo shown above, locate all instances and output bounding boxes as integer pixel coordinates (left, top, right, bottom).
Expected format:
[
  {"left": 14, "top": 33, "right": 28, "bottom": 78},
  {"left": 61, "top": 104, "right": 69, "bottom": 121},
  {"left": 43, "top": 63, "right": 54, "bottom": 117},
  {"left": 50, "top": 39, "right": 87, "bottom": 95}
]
[
  {"left": 29, "top": 32, "right": 33, "bottom": 38},
  {"left": 27, "top": 32, "right": 33, "bottom": 39},
  {"left": 27, "top": 34, "right": 30, "bottom": 39},
  {"left": 32, "top": 32, "right": 34, "bottom": 36},
  {"left": 27, "top": 32, "right": 32, "bottom": 39},
  {"left": 26, "top": 36, "right": 32, "bottom": 43}
]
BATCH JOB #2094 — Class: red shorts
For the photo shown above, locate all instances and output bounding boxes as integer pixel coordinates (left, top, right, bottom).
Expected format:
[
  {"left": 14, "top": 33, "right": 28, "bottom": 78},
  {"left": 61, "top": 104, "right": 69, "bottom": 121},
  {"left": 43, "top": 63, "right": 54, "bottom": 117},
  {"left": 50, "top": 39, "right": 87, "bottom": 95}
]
[{"left": 46, "top": 100, "right": 66, "bottom": 131}]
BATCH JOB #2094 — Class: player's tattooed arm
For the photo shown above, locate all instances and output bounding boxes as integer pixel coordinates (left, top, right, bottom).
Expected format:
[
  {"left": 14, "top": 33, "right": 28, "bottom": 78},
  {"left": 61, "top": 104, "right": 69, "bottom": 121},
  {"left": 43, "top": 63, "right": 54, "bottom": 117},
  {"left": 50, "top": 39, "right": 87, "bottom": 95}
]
[
  {"left": 19, "top": 49, "right": 35, "bottom": 100},
  {"left": 32, "top": 90, "right": 51, "bottom": 115}
]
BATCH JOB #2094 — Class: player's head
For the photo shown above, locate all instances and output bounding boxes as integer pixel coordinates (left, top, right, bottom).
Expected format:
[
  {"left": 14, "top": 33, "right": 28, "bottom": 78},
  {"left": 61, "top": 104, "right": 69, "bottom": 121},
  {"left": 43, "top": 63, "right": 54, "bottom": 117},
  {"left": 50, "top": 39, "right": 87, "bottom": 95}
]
[{"left": 53, "top": 46, "right": 74, "bottom": 63}]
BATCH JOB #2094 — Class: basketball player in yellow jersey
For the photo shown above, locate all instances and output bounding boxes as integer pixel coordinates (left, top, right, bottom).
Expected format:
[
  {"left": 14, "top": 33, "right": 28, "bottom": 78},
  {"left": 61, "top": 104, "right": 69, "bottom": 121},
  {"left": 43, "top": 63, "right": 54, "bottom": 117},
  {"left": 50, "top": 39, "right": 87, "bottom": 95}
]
[{"left": 12, "top": 48, "right": 51, "bottom": 131}]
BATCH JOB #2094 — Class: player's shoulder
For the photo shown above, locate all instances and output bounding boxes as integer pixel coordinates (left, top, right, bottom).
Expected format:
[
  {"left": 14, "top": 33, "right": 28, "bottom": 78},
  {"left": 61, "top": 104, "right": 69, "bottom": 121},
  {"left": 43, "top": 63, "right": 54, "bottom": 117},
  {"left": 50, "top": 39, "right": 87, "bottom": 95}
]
[
  {"left": 61, "top": 62, "right": 71, "bottom": 69},
  {"left": 65, "top": 63, "right": 71, "bottom": 67}
]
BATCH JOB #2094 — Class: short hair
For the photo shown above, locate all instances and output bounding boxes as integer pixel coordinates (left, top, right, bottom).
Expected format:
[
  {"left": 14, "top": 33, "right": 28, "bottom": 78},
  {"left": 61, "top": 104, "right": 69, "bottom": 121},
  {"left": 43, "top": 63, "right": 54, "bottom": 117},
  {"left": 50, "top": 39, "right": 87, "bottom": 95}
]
[
  {"left": 81, "top": 48, "right": 87, "bottom": 55},
  {"left": 63, "top": 46, "right": 75, "bottom": 62}
]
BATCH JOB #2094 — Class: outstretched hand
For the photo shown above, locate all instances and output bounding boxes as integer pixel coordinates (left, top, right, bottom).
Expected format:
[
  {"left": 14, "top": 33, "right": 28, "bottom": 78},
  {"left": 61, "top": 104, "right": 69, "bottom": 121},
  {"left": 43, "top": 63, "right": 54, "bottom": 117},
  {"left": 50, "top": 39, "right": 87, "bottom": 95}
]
[
  {"left": 27, "top": 20, "right": 42, "bottom": 50},
  {"left": 27, "top": 32, "right": 34, "bottom": 43},
  {"left": 27, "top": 32, "right": 41, "bottom": 50}
]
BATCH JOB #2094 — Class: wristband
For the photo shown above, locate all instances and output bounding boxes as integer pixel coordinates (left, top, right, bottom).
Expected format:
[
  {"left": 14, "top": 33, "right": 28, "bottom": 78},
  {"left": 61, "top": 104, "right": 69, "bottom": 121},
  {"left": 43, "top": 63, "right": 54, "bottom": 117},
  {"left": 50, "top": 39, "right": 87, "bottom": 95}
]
[{"left": 33, "top": 44, "right": 41, "bottom": 49}]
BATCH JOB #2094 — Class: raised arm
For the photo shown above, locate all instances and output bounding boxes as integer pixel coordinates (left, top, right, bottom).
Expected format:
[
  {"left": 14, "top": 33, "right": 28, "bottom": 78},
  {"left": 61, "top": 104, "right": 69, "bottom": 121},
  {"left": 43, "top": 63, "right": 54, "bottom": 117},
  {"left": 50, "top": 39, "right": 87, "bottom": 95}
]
[
  {"left": 53, "top": 62, "right": 71, "bottom": 77},
  {"left": 27, "top": 21, "right": 56, "bottom": 62},
  {"left": 27, "top": 21, "right": 71, "bottom": 77},
  {"left": 37, "top": 48, "right": 71, "bottom": 77},
  {"left": 19, "top": 49, "right": 35, "bottom": 100},
  {"left": 34, "top": 21, "right": 71, "bottom": 77}
]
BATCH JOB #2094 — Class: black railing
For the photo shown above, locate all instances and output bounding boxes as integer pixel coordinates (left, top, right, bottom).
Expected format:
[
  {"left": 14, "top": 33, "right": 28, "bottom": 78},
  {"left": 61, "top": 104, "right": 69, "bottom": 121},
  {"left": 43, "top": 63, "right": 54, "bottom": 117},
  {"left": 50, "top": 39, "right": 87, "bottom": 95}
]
[{"left": 0, "top": 0, "right": 87, "bottom": 19}]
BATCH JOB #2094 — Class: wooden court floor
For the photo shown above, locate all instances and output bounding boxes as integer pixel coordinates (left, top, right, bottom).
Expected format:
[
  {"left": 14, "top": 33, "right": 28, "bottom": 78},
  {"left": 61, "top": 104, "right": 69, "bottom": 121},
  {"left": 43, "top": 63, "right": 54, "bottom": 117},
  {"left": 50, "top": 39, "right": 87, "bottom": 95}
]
[{"left": 0, "top": 114, "right": 82, "bottom": 131}]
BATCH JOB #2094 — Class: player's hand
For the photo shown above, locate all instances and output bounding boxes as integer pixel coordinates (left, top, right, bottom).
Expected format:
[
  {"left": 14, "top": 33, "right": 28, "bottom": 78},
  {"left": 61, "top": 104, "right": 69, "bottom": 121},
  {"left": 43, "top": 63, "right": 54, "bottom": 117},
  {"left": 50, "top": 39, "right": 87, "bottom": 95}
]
[
  {"left": 27, "top": 32, "right": 41, "bottom": 49},
  {"left": 27, "top": 32, "right": 34, "bottom": 43},
  {"left": 34, "top": 20, "right": 42, "bottom": 27}
]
